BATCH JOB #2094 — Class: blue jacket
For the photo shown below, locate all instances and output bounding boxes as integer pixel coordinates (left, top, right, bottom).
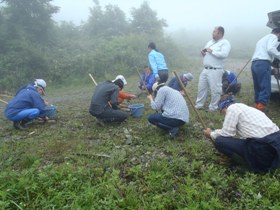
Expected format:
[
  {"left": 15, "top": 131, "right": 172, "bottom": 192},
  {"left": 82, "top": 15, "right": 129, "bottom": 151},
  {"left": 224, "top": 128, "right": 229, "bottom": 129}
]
[
  {"left": 168, "top": 74, "right": 188, "bottom": 91},
  {"left": 139, "top": 72, "right": 156, "bottom": 92},
  {"left": 148, "top": 49, "right": 168, "bottom": 78},
  {"left": 5, "top": 84, "right": 46, "bottom": 119}
]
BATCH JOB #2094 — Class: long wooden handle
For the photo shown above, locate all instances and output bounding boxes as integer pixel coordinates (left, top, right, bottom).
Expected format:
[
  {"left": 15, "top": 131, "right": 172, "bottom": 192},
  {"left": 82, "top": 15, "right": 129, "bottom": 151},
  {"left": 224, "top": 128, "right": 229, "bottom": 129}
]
[
  {"left": 89, "top": 73, "right": 98, "bottom": 86},
  {"left": 173, "top": 71, "right": 214, "bottom": 144},
  {"left": 0, "top": 98, "right": 8, "bottom": 104}
]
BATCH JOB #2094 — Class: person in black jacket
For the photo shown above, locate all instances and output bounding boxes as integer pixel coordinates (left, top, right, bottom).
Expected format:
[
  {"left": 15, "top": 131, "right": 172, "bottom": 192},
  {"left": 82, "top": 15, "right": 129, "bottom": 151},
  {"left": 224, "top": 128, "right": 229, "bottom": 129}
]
[{"left": 89, "top": 79, "right": 128, "bottom": 124}]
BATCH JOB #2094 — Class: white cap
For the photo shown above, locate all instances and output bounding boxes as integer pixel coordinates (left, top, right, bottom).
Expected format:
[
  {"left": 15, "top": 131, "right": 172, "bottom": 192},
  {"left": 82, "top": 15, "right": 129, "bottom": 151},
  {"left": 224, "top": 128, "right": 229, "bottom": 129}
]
[
  {"left": 112, "top": 75, "right": 127, "bottom": 85},
  {"left": 183, "top": 73, "right": 193, "bottom": 81},
  {"left": 34, "top": 79, "right": 46, "bottom": 90},
  {"left": 152, "top": 82, "right": 165, "bottom": 92}
]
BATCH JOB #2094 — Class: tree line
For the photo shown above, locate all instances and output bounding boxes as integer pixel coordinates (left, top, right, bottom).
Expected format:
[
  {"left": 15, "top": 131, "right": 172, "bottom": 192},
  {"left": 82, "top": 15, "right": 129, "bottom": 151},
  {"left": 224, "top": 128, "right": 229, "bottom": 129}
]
[{"left": 0, "top": 0, "right": 187, "bottom": 92}]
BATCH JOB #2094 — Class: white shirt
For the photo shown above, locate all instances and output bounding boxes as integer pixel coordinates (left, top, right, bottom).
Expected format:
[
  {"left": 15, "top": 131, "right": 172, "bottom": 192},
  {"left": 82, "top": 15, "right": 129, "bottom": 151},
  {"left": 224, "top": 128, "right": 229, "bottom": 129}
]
[
  {"left": 210, "top": 103, "right": 279, "bottom": 140},
  {"left": 252, "top": 33, "right": 280, "bottom": 62},
  {"left": 203, "top": 38, "right": 231, "bottom": 68}
]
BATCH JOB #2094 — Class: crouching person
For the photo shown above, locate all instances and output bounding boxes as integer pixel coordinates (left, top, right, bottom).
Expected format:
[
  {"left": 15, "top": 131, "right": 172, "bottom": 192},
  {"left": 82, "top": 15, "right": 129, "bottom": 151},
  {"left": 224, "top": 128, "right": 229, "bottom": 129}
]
[
  {"left": 89, "top": 79, "right": 128, "bottom": 125},
  {"left": 203, "top": 94, "right": 280, "bottom": 172},
  {"left": 4, "top": 79, "right": 57, "bottom": 130},
  {"left": 147, "top": 82, "right": 189, "bottom": 138}
]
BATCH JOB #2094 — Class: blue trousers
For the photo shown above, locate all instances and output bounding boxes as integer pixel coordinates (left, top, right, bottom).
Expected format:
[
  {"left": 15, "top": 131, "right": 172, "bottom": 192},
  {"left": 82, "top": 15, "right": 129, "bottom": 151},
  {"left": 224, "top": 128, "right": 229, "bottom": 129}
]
[
  {"left": 251, "top": 60, "right": 271, "bottom": 104},
  {"left": 148, "top": 113, "right": 185, "bottom": 132},
  {"left": 9, "top": 106, "right": 57, "bottom": 122}
]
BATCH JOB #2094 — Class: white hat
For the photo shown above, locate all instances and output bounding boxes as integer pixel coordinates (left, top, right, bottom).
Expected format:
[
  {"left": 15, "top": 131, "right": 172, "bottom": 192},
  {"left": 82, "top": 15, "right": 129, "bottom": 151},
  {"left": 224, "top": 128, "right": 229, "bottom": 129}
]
[
  {"left": 34, "top": 79, "right": 46, "bottom": 90},
  {"left": 152, "top": 82, "right": 165, "bottom": 92},
  {"left": 183, "top": 73, "right": 193, "bottom": 81},
  {"left": 112, "top": 75, "right": 127, "bottom": 85}
]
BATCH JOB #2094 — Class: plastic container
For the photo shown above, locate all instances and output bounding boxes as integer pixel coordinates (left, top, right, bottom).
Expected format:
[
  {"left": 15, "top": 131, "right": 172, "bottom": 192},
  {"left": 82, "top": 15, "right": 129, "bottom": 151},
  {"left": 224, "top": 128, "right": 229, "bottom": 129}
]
[{"left": 128, "top": 103, "right": 144, "bottom": 118}]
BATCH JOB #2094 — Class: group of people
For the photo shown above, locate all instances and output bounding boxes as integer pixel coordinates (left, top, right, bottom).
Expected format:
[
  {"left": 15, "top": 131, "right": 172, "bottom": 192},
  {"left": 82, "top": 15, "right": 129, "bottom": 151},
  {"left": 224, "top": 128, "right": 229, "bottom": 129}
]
[{"left": 3, "top": 28, "right": 280, "bottom": 172}]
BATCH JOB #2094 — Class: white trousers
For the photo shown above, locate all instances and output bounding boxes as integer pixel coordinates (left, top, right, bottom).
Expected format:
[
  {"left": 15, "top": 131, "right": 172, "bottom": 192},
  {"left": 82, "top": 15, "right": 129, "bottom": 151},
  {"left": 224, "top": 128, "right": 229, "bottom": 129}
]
[{"left": 195, "top": 68, "right": 224, "bottom": 111}]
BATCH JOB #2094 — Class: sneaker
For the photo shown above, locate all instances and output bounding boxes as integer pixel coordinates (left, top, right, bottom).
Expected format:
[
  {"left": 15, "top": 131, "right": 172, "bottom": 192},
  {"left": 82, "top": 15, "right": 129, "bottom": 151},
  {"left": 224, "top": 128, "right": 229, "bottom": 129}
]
[
  {"left": 96, "top": 118, "right": 105, "bottom": 126},
  {"left": 169, "top": 127, "right": 179, "bottom": 138},
  {"left": 13, "top": 121, "right": 28, "bottom": 130}
]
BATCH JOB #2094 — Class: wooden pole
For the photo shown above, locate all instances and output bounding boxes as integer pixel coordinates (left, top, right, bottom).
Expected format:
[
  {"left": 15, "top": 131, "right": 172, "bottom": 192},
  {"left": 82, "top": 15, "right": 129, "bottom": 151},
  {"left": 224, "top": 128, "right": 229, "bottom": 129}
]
[
  {"left": 173, "top": 71, "right": 214, "bottom": 144},
  {"left": 89, "top": 73, "right": 98, "bottom": 86},
  {"left": 225, "top": 59, "right": 251, "bottom": 93},
  {"left": 0, "top": 98, "right": 8, "bottom": 104}
]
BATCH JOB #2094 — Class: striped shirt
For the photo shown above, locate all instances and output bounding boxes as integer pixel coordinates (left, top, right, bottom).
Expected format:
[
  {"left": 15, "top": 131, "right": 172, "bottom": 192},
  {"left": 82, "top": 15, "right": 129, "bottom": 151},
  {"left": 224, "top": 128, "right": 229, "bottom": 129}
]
[
  {"left": 150, "top": 86, "right": 189, "bottom": 122},
  {"left": 211, "top": 103, "right": 279, "bottom": 140}
]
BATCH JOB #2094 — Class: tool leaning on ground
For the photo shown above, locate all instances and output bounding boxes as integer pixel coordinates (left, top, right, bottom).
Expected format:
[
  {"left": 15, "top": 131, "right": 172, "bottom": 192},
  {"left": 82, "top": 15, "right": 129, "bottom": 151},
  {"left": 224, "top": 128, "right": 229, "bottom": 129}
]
[
  {"left": 225, "top": 58, "right": 250, "bottom": 94},
  {"left": 0, "top": 98, "right": 8, "bottom": 104},
  {"left": 173, "top": 71, "right": 214, "bottom": 145}
]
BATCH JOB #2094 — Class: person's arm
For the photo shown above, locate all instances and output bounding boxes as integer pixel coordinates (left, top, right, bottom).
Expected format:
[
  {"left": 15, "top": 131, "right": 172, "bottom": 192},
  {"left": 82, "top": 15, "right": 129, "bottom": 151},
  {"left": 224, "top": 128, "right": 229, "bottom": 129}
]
[
  {"left": 150, "top": 89, "right": 165, "bottom": 110},
  {"left": 268, "top": 36, "right": 280, "bottom": 59},
  {"left": 211, "top": 40, "right": 231, "bottom": 59}
]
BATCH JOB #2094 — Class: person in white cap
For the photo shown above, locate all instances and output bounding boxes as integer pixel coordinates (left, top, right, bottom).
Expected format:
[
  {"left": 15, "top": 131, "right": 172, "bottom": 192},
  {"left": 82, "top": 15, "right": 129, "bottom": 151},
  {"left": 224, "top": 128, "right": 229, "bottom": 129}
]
[
  {"left": 112, "top": 75, "right": 136, "bottom": 105},
  {"left": 147, "top": 82, "right": 189, "bottom": 138},
  {"left": 4, "top": 79, "right": 57, "bottom": 130},
  {"left": 167, "top": 72, "right": 193, "bottom": 96}
]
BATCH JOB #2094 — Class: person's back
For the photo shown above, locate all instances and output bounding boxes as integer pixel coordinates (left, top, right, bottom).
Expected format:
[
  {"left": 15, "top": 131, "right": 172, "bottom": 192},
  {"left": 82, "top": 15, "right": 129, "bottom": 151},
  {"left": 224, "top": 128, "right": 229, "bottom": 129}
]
[{"left": 222, "top": 70, "right": 240, "bottom": 94}]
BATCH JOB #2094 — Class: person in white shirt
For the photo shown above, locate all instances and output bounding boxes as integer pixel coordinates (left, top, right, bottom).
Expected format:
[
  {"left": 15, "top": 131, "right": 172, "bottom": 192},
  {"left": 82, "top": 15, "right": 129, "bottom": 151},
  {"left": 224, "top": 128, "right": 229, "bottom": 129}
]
[
  {"left": 203, "top": 94, "right": 280, "bottom": 172},
  {"left": 251, "top": 28, "right": 280, "bottom": 111},
  {"left": 195, "top": 26, "right": 231, "bottom": 111}
]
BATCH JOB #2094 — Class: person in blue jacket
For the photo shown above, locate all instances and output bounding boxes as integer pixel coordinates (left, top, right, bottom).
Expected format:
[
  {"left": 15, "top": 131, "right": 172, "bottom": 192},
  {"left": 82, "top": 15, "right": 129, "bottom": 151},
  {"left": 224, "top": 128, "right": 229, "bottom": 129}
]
[
  {"left": 222, "top": 70, "right": 241, "bottom": 95},
  {"left": 168, "top": 73, "right": 193, "bottom": 95},
  {"left": 4, "top": 79, "right": 57, "bottom": 130},
  {"left": 138, "top": 66, "right": 156, "bottom": 94},
  {"left": 147, "top": 42, "right": 168, "bottom": 84}
]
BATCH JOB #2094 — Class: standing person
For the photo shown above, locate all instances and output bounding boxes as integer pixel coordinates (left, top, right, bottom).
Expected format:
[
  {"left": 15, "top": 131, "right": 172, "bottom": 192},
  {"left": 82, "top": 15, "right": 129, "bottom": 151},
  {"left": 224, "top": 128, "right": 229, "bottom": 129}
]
[
  {"left": 195, "top": 26, "right": 231, "bottom": 111},
  {"left": 138, "top": 65, "right": 156, "bottom": 94},
  {"left": 4, "top": 79, "right": 57, "bottom": 130},
  {"left": 89, "top": 79, "right": 128, "bottom": 124},
  {"left": 168, "top": 73, "right": 193, "bottom": 96},
  {"left": 147, "top": 42, "right": 168, "bottom": 84},
  {"left": 222, "top": 70, "right": 241, "bottom": 95},
  {"left": 203, "top": 95, "right": 280, "bottom": 172},
  {"left": 147, "top": 82, "right": 189, "bottom": 138},
  {"left": 251, "top": 28, "right": 280, "bottom": 111}
]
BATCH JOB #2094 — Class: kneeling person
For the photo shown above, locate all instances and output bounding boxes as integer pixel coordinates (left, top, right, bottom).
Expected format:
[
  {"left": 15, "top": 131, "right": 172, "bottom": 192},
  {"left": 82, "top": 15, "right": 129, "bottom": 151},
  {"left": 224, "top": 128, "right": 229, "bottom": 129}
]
[
  {"left": 4, "top": 79, "right": 57, "bottom": 130},
  {"left": 89, "top": 79, "right": 128, "bottom": 124},
  {"left": 147, "top": 82, "right": 189, "bottom": 138}
]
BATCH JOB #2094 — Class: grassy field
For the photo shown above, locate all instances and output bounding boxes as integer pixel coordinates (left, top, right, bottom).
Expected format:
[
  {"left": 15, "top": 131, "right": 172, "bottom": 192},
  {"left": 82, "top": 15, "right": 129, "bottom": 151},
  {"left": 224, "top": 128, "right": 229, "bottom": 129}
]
[{"left": 1, "top": 58, "right": 280, "bottom": 209}]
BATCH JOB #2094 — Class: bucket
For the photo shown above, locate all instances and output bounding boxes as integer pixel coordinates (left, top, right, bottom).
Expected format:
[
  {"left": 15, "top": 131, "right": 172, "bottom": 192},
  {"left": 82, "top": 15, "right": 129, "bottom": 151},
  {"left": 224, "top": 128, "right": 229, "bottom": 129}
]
[{"left": 128, "top": 103, "right": 144, "bottom": 118}]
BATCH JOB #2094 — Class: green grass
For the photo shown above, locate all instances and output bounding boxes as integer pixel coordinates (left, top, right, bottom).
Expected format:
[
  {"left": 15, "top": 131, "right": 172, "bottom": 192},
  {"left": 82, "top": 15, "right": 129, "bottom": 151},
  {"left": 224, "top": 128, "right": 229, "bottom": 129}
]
[{"left": 1, "top": 59, "right": 280, "bottom": 209}]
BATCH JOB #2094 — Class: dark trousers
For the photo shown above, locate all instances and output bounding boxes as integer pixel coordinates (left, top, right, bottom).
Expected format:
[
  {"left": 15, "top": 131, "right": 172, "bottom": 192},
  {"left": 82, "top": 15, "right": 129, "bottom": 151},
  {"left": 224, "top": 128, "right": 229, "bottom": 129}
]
[
  {"left": 93, "top": 108, "right": 128, "bottom": 123},
  {"left": 215, "top": 135, "right": 278, "bottom": 172},
  {"left": 251, "top": 60, "right": 271, "bottom": 104},
  {"left": 148, "top": 113, "right": 185, "bottom": 132}
]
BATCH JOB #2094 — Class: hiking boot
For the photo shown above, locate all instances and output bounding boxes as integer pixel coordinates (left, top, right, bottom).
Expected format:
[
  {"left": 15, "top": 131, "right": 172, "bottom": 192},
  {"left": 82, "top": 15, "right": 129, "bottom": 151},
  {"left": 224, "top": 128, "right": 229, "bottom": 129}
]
[
  {"left": 13, "top": 121, "right": 28, "bottom": 130},
  {"left": 169, "top": 127, "right": 179, "bottom": 138},
  {"left": 96, "top": 118, "right": 105, "bottom": 126}
]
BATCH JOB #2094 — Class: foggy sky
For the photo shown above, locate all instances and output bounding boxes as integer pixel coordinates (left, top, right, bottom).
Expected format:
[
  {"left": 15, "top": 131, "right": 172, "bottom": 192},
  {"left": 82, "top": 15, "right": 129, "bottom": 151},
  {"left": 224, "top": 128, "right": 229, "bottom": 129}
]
[{"left": 52, "top": 0, "right": 279, "bottom": 32}]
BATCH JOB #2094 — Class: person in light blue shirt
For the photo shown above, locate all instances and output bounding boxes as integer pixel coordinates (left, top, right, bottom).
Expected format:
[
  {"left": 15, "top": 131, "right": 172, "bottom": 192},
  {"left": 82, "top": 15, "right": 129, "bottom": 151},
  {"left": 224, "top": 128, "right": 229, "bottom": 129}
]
[{"left": 147, "top": 42, "right": 168, "bottom": 84}]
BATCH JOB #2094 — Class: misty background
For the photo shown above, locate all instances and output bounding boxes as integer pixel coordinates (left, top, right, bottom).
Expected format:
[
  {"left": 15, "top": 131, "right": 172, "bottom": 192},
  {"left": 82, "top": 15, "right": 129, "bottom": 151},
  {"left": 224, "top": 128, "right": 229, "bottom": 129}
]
[{"left": 0, "top": 0, "right": 278, "bottom": 91}]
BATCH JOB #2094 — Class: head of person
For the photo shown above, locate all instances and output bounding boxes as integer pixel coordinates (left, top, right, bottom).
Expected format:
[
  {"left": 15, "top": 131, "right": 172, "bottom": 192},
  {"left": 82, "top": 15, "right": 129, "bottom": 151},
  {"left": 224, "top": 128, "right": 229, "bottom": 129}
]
[
  {"left": 183, "top": 73, "right": 193, "bottom": 82},
  {"left": 148, "top": 42, "right": 157, "bottom": 52},
  {"left": 152, "top": 82, "right": 165, "bottom": 97},
  {"left": 212, "top": 26, "right": 225, "bottom": 41},
  {"left": 144, "top": 65, "right": 152, "bottom": 75},
  {"left": 113, "top": 75, "right": 127, "bottom": 86},
  {"left": 34, "top": 79, "right": 46, "bottom": 96},
  {"left": 218, "top": 94, "right": 236, "bottom": 113},
  {"left": 113, "top": 79, "right": 124, "bottom": 90},
  {"left": 272, "top": 28, "right": 280, "bottom": 41}
]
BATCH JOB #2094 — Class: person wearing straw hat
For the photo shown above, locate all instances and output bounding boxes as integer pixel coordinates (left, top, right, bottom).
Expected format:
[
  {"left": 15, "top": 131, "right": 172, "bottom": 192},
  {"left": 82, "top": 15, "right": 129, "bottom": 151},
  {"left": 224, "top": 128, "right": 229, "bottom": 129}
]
[
  {"left": 4, "top": 79, "right": 57, "bottom": 130},
  {"left": 203, "top": 94, "right": 280, "bottom": 172},
  {"left": 147, "top": 82, "right": 189, "bottom": 138},
  {"left": 168, "top": 73, "right": 193, "bottom": 96}
]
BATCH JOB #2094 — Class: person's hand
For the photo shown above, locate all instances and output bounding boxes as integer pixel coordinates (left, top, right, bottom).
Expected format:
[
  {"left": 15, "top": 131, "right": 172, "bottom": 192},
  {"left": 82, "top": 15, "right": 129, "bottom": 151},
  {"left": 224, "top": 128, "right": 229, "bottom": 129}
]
[
  {"left": 203, "top": 128, "right": 212, "bottom": 139},
  {"left": 130, "top": 94, "right": 137, "bottom": 99},
  {"left": 147, "top": 94, "right": 153, "bottom": 102},
  {"left": 180, "top": 90, "right": 186, "bottom": 96},
  {"left": 44, "top": 100, "right": 49, "bottom": 106}
]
